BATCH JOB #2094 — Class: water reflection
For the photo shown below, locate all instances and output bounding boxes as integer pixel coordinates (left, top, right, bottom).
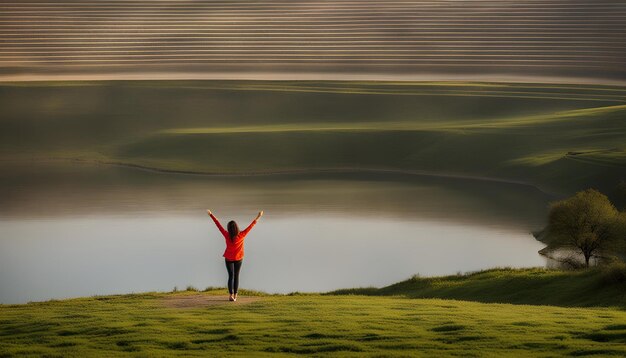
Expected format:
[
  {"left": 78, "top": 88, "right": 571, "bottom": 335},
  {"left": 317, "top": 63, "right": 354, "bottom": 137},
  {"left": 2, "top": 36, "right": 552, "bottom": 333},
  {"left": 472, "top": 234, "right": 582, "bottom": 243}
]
[
  {"left": 0, "top": 162, "right": 550, "bottom": 303},
  {"left": 0, "top": 162, "right": 551, "bottom": 228}
]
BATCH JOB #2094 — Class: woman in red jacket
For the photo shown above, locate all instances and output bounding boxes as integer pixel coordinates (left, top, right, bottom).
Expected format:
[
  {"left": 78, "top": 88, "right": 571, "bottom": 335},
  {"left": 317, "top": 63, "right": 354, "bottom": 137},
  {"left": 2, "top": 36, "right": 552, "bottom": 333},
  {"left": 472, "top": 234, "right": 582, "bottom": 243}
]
[{"left": 207, "top": 209, "right": 263, "bottom": 302}]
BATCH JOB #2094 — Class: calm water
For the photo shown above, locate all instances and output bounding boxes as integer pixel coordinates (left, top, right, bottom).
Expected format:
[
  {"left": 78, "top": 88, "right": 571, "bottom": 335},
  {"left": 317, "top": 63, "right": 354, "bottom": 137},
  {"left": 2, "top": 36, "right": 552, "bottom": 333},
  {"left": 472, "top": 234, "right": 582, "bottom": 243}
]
[{"left": 0, "top": 162, "right": 550, "bottom": 304}]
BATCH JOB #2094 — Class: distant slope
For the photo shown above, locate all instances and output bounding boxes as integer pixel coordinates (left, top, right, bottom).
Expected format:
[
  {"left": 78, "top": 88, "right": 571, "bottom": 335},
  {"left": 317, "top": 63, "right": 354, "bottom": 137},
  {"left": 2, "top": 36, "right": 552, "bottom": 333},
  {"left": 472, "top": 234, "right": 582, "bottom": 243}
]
[
  {"left": 107, "top": 84, "right": 626, "bottom": 195},
  {"left": 0, "top": 80, "right": 624, "bottom": 196}
]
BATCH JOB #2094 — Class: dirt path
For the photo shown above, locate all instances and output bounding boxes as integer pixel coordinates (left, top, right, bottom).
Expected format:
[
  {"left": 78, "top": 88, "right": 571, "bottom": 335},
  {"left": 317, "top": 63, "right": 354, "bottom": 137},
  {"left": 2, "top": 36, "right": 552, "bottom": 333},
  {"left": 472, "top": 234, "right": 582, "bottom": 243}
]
[{"left": 162, "top": 294, "right": 262, "bottom": 309}]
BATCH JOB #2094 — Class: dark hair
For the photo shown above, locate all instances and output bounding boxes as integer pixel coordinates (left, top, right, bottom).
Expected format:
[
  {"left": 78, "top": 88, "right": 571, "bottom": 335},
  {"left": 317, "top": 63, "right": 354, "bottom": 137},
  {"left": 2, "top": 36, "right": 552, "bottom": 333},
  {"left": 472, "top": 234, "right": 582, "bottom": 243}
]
[{"left": 227, "top": 221, "right": 240, "bottom": 242}]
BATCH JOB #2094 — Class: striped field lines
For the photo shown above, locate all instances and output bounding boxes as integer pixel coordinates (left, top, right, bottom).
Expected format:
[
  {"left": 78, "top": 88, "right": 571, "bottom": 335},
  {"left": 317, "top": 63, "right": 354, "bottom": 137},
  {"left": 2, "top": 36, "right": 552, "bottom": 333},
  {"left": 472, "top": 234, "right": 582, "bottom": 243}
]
[{"left": 0, "top": 0, "right": 625, "bottom": 81}]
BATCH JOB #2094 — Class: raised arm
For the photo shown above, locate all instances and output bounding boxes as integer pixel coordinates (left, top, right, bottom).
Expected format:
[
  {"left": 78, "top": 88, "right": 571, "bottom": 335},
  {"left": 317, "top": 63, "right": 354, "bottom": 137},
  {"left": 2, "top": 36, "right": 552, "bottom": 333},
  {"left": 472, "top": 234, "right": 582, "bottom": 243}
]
[
  {"left": 207, "top": 210, "right": 228, "bottom": 238},
  {"left": 240, "top": 211, "right": 263, "bottom": 237}
]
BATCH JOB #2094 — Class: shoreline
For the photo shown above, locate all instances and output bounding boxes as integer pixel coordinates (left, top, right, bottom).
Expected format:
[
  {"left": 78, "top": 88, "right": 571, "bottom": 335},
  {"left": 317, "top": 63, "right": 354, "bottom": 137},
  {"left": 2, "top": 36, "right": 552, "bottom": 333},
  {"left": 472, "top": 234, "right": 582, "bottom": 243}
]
[
  {"left": 1, "top": 266, "right": 622, "bottom": 307},
  {"left": 68, "top": 157, "right": 558, "bottom": 197},
  {"left": 0, "top": 156, "right": 560, "bottom": 197}
]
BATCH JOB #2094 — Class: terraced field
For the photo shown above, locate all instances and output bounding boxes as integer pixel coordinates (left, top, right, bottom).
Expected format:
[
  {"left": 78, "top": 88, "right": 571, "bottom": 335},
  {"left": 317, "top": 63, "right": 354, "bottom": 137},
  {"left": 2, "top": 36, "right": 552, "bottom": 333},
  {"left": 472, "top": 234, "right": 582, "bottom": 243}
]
[{"left": 1, "top": 0, "right": 625, "bottom": 82}]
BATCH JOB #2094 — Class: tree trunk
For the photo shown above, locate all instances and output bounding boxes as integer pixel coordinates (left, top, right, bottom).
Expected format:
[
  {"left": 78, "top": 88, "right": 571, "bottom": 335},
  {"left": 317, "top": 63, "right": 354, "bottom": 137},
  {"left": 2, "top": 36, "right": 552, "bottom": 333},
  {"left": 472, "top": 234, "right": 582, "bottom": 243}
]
[{"left": 584, "top": 253, "right": 591, "bottom": 267}]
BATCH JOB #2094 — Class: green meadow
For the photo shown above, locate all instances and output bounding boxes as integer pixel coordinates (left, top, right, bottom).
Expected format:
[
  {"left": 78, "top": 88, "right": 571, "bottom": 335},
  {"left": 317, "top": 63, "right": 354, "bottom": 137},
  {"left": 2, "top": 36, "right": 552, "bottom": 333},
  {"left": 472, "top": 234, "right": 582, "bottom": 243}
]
[
  {"left": 0, "top": 81, "right": 624, "bottom": 197},
  {"left": 1, "top": 268, "right": 625, "bottom": 357}
]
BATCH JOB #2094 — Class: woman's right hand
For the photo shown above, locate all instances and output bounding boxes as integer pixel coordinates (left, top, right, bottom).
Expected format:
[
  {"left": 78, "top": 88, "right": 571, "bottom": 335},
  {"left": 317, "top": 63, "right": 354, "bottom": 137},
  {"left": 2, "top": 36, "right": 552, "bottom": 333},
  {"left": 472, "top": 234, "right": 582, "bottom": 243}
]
[
  {"left": 207, "top": 209, "right": 212, "bottom": 216},
  {"left": 256, "top": 210, "right": 264, "bottom": 220}
]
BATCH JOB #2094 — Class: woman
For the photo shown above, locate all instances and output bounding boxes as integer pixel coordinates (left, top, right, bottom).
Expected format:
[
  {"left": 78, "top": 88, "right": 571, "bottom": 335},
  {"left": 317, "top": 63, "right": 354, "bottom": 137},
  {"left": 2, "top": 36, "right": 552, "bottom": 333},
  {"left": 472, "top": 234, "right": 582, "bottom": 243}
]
[{"left": 207, "top": 209, "right": 263, "bottom": 302}]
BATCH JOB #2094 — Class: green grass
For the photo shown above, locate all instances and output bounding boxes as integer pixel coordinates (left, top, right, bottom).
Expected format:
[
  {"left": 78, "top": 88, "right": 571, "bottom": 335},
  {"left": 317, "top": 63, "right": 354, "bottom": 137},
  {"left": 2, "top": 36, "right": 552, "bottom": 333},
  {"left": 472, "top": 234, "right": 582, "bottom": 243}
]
[
  {"left": 329, "top": 267, "right": 626, "bottom": 309},
  {"left": 1, "top": 269, "right": 625, "bottom": 357},
  {"left": 0, "top": 80, "right": 625, "bottom": 196}
]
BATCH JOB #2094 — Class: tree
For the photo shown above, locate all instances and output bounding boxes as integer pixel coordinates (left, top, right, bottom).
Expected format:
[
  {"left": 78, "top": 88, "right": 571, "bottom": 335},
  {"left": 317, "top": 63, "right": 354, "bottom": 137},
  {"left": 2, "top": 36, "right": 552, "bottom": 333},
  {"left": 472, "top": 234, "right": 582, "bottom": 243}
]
[
  {"left": 544, "top": 189, "right": 620, "bottom": 267},
  {"left": 616, "top": 180, "right": 626, "bottom": 210},
  {"left": 614, "top": 212, "right": 626, "bottom": 257}
]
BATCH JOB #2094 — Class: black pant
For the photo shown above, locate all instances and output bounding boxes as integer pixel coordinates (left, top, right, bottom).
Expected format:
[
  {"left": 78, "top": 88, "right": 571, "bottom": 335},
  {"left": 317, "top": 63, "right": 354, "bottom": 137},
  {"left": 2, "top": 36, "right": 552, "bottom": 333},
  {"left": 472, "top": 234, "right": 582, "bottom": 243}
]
[{"left": 225, "top": 259, "right": 243, "bottom": 294}]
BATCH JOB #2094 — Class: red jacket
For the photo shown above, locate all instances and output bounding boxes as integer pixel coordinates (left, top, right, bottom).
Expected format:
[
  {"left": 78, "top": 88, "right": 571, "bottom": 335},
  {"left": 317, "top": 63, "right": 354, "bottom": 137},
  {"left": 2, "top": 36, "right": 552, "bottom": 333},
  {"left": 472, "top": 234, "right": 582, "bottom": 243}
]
[{"left": 210, "top": 213, "right": 257, "bottom": 261}]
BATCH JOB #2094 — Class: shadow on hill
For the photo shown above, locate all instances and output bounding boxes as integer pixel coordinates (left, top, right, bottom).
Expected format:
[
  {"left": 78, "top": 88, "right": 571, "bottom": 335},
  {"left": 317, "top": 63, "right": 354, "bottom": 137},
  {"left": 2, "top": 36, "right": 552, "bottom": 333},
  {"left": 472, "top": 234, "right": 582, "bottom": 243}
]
[{"left": 326, "top": 267, "right": 626, "bottom": 309}]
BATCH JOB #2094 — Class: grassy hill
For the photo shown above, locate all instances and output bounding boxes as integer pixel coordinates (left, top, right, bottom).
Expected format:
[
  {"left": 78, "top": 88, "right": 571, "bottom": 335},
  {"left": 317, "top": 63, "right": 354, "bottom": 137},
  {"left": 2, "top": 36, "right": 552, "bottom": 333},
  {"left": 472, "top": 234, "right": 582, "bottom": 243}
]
[
  {"left": 1, "top": 268, "right": 625, "bottom": 357},
  {"left": 0, "top": 80, "right": 625, "bottom": 196},
  {"left": 329, "top": 266, "right": 626, "bottom": 308},
  {"left": 113, "top": 102, "right": 626, "bottom": 195}
]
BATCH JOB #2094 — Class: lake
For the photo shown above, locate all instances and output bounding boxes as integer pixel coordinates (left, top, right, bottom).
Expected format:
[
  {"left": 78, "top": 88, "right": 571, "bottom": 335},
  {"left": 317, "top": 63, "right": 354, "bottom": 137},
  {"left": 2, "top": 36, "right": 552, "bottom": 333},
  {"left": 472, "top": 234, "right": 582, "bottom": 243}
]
[{"left": 0, "top": 161, "right": 551, "bottom": 304}]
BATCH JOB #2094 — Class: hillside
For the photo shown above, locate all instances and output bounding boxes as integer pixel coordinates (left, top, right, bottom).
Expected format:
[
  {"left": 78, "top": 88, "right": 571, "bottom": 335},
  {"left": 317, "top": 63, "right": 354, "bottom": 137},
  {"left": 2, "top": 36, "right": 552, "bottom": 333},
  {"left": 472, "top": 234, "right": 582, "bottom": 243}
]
[
  {"left": 329, "top": 267, "right": 626, "bottom": 308},
  {"left": 1, "top": 268, "right": 625, "bottom": 357},
  {"left": 2, "top": 80, "right": 624, "bottom": 197}
]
